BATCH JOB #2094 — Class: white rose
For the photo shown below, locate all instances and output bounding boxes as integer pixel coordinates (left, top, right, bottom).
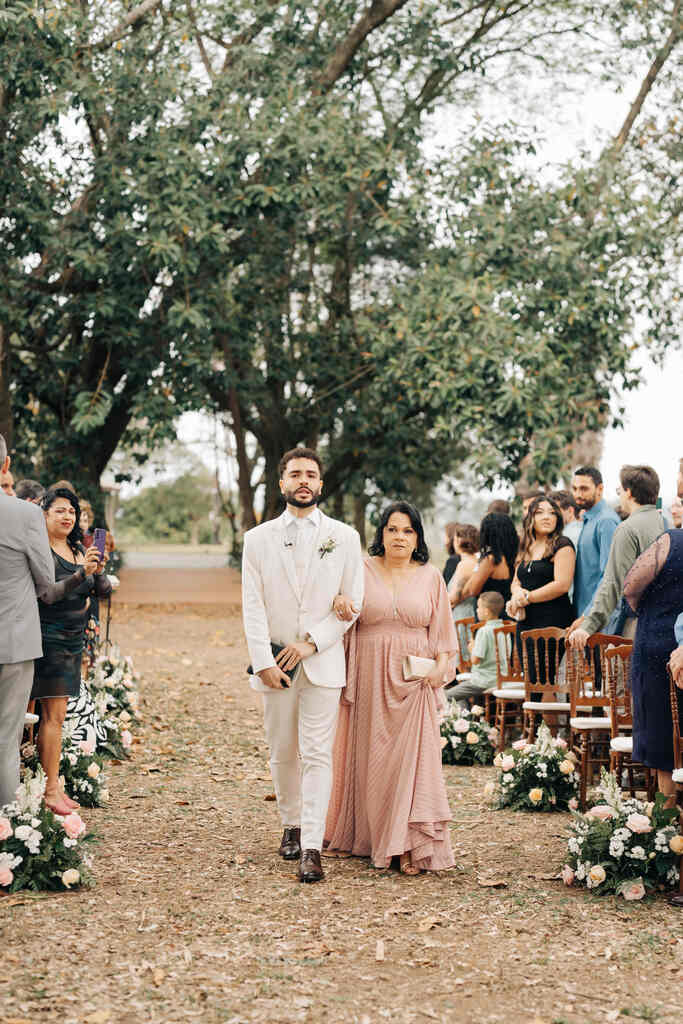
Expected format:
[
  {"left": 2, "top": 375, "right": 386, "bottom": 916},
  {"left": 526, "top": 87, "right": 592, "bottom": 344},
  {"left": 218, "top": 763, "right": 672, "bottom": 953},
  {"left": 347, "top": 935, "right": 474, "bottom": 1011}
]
[
  {"left": 61, "top": 868, "right": 80, "bottom": 888},
  {"left": 87, "top": 762, "right": 101, "bottom": 779},
  {"left": 99, "top": 788, "right": 110, "bottom": 803},
  {"left": 465, "top": 731, "right": 479, "bottom": 744},
  {"left": 559, "top": 760, "right": 574, "bottom": 775},
  {"left": 588, "top": 864, "right": 606, "bottom": 886},
  {"left": 470, "top": 705, "right": 484, "bottom": 717}
]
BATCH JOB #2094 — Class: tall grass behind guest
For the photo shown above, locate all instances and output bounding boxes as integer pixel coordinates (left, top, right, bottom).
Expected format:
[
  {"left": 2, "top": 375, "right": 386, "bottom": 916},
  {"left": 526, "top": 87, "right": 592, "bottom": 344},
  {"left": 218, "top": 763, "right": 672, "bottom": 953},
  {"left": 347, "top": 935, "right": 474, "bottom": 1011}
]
[
  {"left": 31, "top": 488, "right": 111, "bottom": 815},
  {"left": 461, "top": 512, "right": 519, "bottom": 617}
]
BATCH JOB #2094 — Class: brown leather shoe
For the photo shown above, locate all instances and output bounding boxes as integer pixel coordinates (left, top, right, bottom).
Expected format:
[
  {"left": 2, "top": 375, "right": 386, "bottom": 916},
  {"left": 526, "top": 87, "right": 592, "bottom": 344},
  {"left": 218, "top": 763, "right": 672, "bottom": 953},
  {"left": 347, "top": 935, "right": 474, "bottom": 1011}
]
[
  {"left": 298, "top": 849, "right": 324, "bottom": 883},
  {"left": 278, "top": 827, "right": 301, "bottom": 860}
]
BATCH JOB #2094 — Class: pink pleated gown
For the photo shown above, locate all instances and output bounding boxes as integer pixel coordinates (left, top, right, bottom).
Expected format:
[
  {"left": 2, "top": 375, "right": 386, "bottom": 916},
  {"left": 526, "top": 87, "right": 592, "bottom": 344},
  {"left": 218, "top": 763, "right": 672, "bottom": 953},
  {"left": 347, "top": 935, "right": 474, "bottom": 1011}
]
[{"left": 325, "top": 558, "right": 458, "bottom": 871}]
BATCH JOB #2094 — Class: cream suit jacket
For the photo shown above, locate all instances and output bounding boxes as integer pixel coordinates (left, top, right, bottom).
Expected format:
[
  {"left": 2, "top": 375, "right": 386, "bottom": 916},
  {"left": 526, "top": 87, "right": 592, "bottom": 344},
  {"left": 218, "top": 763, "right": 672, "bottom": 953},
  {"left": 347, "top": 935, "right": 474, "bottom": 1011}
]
[{"left": 242, "top": 510, "right": 364, "bottom": 691}]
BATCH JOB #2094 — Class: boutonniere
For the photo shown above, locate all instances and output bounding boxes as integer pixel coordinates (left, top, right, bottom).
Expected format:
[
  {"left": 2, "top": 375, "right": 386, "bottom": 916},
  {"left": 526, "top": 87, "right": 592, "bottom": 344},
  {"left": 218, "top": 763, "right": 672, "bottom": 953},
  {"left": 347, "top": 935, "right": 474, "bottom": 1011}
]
[{"left": 319, "top": 537, "right": 337, "bottom": 559}]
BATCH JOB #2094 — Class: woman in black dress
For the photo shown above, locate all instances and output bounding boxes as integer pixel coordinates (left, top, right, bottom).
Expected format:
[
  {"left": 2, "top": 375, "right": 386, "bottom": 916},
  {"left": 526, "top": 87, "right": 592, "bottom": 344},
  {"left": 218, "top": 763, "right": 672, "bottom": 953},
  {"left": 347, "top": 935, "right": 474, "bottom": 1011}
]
[
  {"left": 509, "top": 496, "right": 575, "bottom": 683},
  {"left": 461, "top": 512, "right": 519, "bottom": 617},
  {"left": 31, "top": 488, "right": 111, "bottom": 815},
  {"left": 624, "top": 530, "right": 683, "bottom": 801}
]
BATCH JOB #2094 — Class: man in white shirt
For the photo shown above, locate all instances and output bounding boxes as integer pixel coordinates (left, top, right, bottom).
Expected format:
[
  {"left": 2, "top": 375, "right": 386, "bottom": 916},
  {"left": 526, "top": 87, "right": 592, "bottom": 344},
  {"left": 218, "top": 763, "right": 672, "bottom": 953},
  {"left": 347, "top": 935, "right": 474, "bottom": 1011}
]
[{"left": 241, "top": 448, "right": 364, "bottom": 882}]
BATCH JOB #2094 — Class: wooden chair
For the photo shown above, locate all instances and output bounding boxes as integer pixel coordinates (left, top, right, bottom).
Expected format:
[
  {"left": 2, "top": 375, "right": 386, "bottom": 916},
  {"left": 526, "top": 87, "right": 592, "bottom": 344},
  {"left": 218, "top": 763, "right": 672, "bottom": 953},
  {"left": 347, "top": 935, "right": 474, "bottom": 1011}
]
[
  {"left": 605, "top": 645, "right": 654, "bottom": 799},
  {"left": 669, "top": 668, "right": 683, "bottom": 902},
  {"left": 520, "top": 627, "right": 570, "bottom": 741},
  {"left": 566, "top": 645, "right": 612, "bottom": 809},
  {"left": 453, "top": 616, "right": 476, "bottom": 672},
  {"left": 491, "top": 622, "right": 525, "bottom": 750}
]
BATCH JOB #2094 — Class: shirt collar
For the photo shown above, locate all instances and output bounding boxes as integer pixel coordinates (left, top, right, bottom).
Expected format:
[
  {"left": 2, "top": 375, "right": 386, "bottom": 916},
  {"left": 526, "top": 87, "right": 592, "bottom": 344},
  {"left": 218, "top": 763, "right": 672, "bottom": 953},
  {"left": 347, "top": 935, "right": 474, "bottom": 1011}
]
[
  {"left": 284, "top": 506, "right": 321, "bottom": 528},
  {"left": 583, "top": 499, "right": 606, "bottom": 522}
]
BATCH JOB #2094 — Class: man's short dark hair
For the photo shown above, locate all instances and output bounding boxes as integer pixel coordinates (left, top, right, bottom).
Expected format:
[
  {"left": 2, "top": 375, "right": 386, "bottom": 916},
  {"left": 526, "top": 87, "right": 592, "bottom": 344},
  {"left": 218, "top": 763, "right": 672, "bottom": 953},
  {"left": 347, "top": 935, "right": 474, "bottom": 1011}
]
[
  {"left": 0, "top": 433, "right": 6, "bottom": 464},
  {"left": 550, "top": 489, "right": 578, "bottom": 514},
  {"left": 278, "top": 447, "right": 323, "bottom": 478},
  {"left": 573, "top": 466, "right": 602, "bottom": 486},
  {"left": 619, "top": 465, "right": 660, "bottom": 507},
  {"left": 521, "top": 489, "right": 546, "bottom": 503},
  {"left": 15, "top": 479, "right": 45, "bottom": 501},
  {"left": 487, "top": 499, "right": 510, "bottom": 515}
]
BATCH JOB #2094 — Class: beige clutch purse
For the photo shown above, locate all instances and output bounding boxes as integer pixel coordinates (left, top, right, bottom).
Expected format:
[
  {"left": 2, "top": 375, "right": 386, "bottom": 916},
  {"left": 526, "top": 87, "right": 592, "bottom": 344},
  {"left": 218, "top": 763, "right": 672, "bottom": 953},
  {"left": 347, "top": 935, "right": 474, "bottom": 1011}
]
[{"left": 402, "top": 655, "right": 438, "bottom": 681}]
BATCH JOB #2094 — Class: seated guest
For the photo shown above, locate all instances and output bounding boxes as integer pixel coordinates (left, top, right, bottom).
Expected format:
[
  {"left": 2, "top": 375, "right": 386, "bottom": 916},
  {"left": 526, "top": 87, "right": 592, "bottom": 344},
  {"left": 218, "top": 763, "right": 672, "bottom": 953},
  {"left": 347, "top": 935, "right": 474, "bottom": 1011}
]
[
  {"left": 461, "top": 512, "right": 519, "bottom": 616},
  {"left": 0, "top": 436, "right": 85, "bottom": 807},
  {"left": 31, "top": 488, "right": 111, "bottom": 815},
  {"left": 442, "top": 521, "right": 460, "bottom": 585},
  {"left": 15, "top": 479, "right": 45, "bottom": 503},
  {"left": 510, "top": 496, "right": 575, "bottom": 683},
  {"left": 447, "top": 591, "right": 505, "bottom": 703}
]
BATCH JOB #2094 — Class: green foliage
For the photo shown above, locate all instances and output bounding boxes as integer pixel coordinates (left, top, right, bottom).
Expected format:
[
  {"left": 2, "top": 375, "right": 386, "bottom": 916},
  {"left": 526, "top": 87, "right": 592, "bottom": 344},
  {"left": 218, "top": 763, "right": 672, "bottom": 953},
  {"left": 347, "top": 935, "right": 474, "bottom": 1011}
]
[{"left": 117, "top": 471, "right": 216, "bottom": 544}]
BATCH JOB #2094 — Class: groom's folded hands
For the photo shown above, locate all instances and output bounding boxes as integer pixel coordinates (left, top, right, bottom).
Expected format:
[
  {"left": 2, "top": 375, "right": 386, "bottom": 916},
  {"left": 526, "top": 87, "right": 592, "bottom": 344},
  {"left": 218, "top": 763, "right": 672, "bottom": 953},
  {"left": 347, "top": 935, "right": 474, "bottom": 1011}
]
[
  {"left": 258, "top": 665, "right": 291, "bottom": 689},
  {"left": 276, "top": 640, "right": 316, "bottom": 672}
]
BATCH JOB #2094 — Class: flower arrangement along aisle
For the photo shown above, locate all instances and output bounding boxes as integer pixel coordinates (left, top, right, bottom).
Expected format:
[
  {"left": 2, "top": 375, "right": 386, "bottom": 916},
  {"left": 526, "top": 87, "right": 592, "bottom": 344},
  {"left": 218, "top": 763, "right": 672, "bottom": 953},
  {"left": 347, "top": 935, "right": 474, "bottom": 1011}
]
[
  {"left": 441, "top": 704, "right": 497, "bottom": 766},
  {"left": 87, "top": 644, "right": 140, "bottom": 757},
  {"left": 22, "top": 726, "right": 109, "bottom": 809},
  {"left": 562, "top": 770, "right": 682, "bottom": 900},
  {"left": 0, "top": 767, "right": 94, "bottom": 893},
  {"left": 484, "top": 722, "right": 579, "bottom": 811}
]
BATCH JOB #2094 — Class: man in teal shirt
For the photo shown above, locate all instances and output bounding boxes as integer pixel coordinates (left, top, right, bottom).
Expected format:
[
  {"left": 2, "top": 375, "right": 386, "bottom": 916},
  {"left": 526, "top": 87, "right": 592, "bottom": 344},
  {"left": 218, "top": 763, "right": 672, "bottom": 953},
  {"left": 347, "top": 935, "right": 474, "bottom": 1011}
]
[{"left": 572, "top": 466, "right": 620, "bottom": 616}]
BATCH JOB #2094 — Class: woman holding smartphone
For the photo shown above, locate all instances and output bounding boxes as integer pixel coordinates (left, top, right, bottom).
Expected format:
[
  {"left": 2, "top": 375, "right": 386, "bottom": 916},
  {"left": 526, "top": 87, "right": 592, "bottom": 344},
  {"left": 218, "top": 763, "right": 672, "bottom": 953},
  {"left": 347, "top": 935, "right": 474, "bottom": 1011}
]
[{"left": 31, "top": 488, "right": 112, "bottom": 815}]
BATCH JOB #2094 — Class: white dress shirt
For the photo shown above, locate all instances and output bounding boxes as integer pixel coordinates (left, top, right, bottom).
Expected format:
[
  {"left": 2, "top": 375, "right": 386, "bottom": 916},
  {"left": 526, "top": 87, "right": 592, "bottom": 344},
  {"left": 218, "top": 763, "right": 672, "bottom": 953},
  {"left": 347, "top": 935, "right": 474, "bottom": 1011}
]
[{"left": 284, "top": 506, "right": 321, "bottom": 589}]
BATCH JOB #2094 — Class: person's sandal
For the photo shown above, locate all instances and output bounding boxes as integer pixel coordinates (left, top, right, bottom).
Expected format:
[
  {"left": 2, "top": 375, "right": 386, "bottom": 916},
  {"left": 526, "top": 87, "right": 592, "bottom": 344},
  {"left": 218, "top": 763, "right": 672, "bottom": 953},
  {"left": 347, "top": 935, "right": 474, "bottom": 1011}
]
[{"left": 399, "top": 853, "right": 420, "bottom": 876}]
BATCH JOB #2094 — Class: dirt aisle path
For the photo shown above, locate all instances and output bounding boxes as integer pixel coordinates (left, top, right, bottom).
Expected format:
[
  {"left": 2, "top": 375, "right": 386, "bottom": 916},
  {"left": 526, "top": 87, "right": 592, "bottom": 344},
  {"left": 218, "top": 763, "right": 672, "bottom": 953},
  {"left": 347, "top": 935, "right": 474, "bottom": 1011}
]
[{"left": 2, "top": 600, "right": 682, "bottom": 1023}]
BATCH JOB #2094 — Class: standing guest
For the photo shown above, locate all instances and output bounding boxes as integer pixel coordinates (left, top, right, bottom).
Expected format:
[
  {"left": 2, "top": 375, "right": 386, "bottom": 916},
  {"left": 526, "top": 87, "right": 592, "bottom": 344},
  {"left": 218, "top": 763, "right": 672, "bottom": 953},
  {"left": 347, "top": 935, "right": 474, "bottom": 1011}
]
[
  {"left": 571, "top": 466, "right": 620, "bottom": 616},
  {"left": 461, "top": 512, "right": 519, "bottom": 614},
  {"left": 509, "top": 496, "right": 575, "bottom": 682},
  {"left": 79, "top": 499, "right": 94, "bottom": 548},
  {"left": 446, "top": 591, "right": 505, "bottom": 704},
  {"left": 0, "top": 436, "right": 86, "bottom": 807},
  {"left": 568, "top": 466, "right": 665, "bottom": 647},
  {"left": 448, "top": 523, "right": 479, "bottom": 627},
  {"left": 1, "top": 465, "right": 15, "bottom": 496},
  {"left": 550, "top": 490, "right": 583, "bottom": 548},
  {"left": 241, "top": 448, "right": 364, "bottom": 883},
  {"left": 442, "top": 521, "right": 460, "bottom": 585},
  {"left": 671, "top": 457, "right": 683, "bottom": 528},
  {"left": 31, "top": 488, "right": 111, "bottom": 815},
  {"left": 623, "top": 530, "right": 683, "bottom": 802},
  {"left": 487, "top": 499, "right": 510, "bottom": 516},
  {"left": 669, "top": 614, "right": 683, "bottom": 685},
  {"left": 14, "top": 479, "right": 45, "bottom": 503},
  {"left": 326, "top": 501, "right": 457, "bottom": 874}
]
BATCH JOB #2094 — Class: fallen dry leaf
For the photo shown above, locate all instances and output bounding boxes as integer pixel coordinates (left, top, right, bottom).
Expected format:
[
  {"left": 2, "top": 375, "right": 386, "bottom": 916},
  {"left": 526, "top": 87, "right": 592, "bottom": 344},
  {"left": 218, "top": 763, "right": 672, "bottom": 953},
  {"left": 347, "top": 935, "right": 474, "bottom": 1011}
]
[
  {"left": 417, "top": 916, "right": 442, "bottom": 932},
  {"left": 375, "top": 939, "right": 385, "bottom": 961},
  {"left": 476, "top": 876, "right": 508, "bottom": 888},
  {"left": 152, "top": 967, "right": 165, "bottom": 986}
]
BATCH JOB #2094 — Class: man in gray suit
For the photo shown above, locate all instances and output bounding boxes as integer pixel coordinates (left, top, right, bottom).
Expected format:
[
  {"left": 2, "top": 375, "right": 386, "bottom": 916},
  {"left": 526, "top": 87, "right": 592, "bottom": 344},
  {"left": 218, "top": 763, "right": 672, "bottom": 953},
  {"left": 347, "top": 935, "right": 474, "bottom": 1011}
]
[{"left": 0, "top": 434, "right": 87, "bottom": 805}]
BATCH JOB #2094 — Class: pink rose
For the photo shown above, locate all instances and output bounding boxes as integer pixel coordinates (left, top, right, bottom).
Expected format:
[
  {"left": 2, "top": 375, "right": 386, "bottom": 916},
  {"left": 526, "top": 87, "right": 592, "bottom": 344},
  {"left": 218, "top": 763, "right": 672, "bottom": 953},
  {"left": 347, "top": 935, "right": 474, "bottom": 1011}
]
[
  {"left": 62, "top": 812, "right": 86, "bottom": 840},
  {"left": 621, "top": 878, "right": 646, "bottom": 901},
  {"left": 0, "top": 817, "right": 12, "bottom": 841},
  {"left": 501, "top": 755, "right": 515, "bottom": 772},
  {"left": 0, "top": 866, "right": 13, "bottom": 887},
  {"left": 79, "top": 739, "right": 96, "bottom": 756},
  {"left": 453, "top": 719, "right": 469, "bottom": 734},
  {"left": 121, "top": 730, "right": 133, "bottom": 749},
  {"left": 568, "top": 798, "right": 579, "bottom": 811},
  {"left": 512, "top": 739, "right": 527, "bottom": 750},
  {"left": 561, "top": 864, "right": 575, "bottom": 886},
  {"left": 625, "top": 813, "right": 652, "bottom": 834},
  {"left": 554, "top": 737, "right": 568, "bottom": 749},
  {"left": 587, "top": 804, "right": 615, "bottom": 821}
]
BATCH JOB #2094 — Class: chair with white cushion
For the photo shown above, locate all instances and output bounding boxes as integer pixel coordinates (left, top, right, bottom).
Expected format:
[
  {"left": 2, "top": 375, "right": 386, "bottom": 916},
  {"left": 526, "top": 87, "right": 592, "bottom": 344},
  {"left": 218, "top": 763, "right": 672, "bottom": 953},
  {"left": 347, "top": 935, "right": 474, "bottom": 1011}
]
[
  {"left": 520, "top": 627, "right": 569, "bottom": 741},
  {"left": 491, "top": 622, "right": 525, "bottom": 750},
  {"left": 567, "top": 646, "right": 612, "bottom": 809},
  {"left": 605, "top": 645, "right": 653, "bottom": 799}
]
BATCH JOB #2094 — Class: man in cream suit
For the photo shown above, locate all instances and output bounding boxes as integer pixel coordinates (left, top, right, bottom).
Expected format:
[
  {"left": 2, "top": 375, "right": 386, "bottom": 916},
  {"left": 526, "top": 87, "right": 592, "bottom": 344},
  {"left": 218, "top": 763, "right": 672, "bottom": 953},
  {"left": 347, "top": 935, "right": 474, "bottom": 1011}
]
[{"left": 242, "top": 448, "right": 364, "bottom": 882}]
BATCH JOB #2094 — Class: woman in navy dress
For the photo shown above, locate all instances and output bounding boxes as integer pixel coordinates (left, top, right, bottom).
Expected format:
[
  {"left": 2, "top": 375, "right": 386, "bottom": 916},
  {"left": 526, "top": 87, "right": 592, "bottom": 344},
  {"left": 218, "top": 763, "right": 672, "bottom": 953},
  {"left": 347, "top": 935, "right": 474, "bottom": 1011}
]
[{"left": 624, "top": 529, "right": 683, "bottom": 800}]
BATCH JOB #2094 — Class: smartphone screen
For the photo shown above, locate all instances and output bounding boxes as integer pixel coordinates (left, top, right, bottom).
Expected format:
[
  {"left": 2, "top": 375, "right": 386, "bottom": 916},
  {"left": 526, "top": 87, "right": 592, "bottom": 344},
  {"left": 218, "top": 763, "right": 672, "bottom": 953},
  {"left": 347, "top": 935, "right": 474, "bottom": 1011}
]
[{"left": 93, "top": 528, "right": 107, "bottom": 558}]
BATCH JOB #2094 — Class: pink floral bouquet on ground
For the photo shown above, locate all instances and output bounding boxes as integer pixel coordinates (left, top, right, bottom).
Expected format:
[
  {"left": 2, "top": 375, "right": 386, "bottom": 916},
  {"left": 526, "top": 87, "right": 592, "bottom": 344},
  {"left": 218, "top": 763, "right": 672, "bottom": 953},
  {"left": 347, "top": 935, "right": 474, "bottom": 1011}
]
[
  {"left": 0, "top": 767, "right": 94, "bottom": 893},
  {"left": 23, "top": 727, "right": 109, "bottom": 809},
  {"left": 563, "top": 770, "right": 682, "bottom": 899},
  {"left": 484, "top": 722, "right": 579, "bottom": 811},
  {"left": 441, "top": 705, "right": 497, "bottom": 766}
]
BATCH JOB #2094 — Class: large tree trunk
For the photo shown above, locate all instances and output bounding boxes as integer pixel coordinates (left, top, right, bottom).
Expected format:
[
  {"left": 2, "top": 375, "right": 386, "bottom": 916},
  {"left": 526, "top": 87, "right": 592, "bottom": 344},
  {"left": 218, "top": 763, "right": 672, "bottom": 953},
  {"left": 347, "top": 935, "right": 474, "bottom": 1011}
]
[
  {"left": 0, "top": 326, "right": 12, "bottom": 448},
  {"left": 353, "top": 492, "right": 369, "bottom": 548}
]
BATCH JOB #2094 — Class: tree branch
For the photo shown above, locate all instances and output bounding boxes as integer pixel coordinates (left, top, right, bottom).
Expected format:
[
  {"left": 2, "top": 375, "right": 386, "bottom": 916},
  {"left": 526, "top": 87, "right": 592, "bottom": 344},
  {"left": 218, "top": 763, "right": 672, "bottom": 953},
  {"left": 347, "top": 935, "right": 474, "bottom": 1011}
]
[
  {"left": 318, "top": 0, "right": 410, "bottom": 90},
  {"left": 92, "top": 0, "right": 163, "bottom": 52}
]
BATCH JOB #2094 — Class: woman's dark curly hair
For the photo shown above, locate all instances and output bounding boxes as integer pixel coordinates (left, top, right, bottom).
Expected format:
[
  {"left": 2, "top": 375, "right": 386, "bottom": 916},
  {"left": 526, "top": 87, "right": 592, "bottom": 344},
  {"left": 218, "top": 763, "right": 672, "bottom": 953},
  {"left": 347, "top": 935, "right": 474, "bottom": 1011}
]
[
  {"left": 41, "top": 487, "right": 83, "bottom": 556},
  {"left": 368, "top": 501, "right": 430, "bottom": 564},
  {"left": 518, "top": 495, "right": 565, "bottom": 562},
  {"left": 478, "top": 512, "right": 519, "bottom": 570}
]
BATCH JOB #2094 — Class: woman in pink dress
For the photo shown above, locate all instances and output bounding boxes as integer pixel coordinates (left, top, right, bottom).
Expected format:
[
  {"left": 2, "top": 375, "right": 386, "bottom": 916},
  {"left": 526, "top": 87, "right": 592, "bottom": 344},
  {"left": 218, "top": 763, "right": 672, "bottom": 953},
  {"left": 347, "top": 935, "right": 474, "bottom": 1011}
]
[{"left": 325, "top": 501, "right": 458, "bottom": 874}]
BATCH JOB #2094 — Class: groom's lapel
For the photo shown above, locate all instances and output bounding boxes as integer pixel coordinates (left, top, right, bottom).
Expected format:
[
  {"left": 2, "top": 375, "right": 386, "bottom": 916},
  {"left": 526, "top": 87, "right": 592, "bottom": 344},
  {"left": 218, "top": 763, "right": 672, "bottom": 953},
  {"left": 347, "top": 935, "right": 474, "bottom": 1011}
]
[
  {"left": 274, "top": 514, "right": 302, "bottom": 603},
  {"left": 300, "top": 513, "right": 327, "bottom": 604}
]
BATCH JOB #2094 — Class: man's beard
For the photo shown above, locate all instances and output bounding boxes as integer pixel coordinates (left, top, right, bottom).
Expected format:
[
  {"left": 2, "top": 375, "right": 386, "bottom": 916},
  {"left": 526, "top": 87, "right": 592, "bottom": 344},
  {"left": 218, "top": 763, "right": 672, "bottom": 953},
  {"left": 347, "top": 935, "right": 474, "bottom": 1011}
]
[{"left": 283, "top": 487, "right": 321, "bottom": 509}]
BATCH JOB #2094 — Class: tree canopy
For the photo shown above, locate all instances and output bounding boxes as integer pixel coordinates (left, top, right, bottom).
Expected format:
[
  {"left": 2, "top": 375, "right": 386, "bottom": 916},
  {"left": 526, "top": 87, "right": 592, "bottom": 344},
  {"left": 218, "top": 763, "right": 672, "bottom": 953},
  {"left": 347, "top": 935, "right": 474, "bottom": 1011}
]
[{"left": 1, "top": 0, "right": 681, "bottom": 524}]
